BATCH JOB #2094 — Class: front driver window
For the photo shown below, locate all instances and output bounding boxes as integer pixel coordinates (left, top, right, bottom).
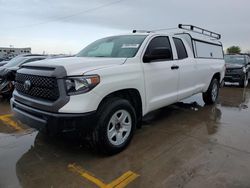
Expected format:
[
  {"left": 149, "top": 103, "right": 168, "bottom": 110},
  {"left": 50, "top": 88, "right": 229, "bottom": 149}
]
[{"left": 144, "top": 36, "right": 173, "bottom": 61}]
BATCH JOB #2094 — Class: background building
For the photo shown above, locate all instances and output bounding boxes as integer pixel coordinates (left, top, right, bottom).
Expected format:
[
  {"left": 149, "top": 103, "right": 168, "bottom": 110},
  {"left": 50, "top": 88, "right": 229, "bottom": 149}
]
[{"left": 0, "top": 47, "right": 31, "bottom": 60}]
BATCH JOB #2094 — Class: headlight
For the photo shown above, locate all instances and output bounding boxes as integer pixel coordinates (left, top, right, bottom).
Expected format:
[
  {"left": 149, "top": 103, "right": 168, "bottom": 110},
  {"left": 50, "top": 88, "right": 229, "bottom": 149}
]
[
  {"left": 65, "top": 75, "right": 100, "bottom": 95},
  {"left": 242, "top": 67, "right": 246, "bottom": 73}
]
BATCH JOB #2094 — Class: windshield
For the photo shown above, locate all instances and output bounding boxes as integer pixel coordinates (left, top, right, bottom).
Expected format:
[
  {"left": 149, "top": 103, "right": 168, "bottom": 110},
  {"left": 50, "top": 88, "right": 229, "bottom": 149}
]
[
  {"left": 77, "top": 35, "right": 147, "bottom": 58},
  {"left": 224, "top": 55, "right": 246, "bottom": 65},
  {"left": 4, "top": 57, "right": 26, "bottom": 67}
]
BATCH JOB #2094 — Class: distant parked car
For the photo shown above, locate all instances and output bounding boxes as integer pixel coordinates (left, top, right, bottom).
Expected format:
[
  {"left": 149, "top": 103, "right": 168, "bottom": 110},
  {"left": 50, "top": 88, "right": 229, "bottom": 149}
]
[
  {"left": 224, "top": 54, "right": 250, "bottom": 87},
  {"left": 0, "top": 54, "right": 47, "bottom": 98},
  {"left": 0, "top": 61, "right": 8, "bottom": 67}
]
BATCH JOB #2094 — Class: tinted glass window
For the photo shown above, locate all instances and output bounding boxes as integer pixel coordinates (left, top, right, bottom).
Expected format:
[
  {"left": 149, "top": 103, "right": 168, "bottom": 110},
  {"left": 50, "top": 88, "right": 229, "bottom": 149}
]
[
  {"left": 224, "top": 55, "right": 246, "bottom": 65},
  {"left": 23, "top": 58, "right": 45, "bottom": 65},
  {"left": 173, "top": 38, "right": 188, "bottom": 59},
  {"left": 4, "top": 57, "right": 26, "bottom": 67},
  {"left": 144, "top": 36, "right": 173, "bottom": 61}
]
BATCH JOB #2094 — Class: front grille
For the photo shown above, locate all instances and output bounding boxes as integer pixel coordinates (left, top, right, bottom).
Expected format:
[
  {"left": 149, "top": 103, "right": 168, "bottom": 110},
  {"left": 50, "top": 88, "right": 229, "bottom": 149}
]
[
  {"left": 15, "top": 73, "right": 59, "bottom": 101},
  {"left": 226, "top": 68, "right": 241, "bottom": 74}
]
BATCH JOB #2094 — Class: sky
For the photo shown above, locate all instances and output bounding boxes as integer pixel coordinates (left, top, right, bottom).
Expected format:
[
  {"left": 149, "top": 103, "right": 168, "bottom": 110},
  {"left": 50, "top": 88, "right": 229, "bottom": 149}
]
[{"left": 0, "top": 0, "right": 250, "bottom": 54}]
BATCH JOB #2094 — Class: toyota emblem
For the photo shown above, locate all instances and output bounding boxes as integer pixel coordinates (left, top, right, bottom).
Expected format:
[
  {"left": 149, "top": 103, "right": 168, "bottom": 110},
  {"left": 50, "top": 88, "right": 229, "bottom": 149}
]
[{"left": 24, "top": 80, "right": 31, "bottom": 91}]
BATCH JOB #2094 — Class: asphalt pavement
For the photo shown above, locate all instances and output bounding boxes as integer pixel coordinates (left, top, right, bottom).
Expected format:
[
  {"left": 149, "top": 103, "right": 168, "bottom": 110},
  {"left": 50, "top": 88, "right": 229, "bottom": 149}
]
[{"left": 0, "top": 85, "right": 250, "bottom": 188}]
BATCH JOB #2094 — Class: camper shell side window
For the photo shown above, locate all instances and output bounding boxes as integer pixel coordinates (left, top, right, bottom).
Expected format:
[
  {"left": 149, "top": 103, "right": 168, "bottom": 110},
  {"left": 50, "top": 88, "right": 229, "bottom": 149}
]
[{"left": 175, "top": 33, "right": 224, "bottom": 60}]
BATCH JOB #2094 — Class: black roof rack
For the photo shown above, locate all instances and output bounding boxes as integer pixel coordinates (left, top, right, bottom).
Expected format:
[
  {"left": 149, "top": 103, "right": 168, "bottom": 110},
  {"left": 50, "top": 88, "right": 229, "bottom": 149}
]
[{"left": 178, "top": 24, "right": 221, "bottom": 40}]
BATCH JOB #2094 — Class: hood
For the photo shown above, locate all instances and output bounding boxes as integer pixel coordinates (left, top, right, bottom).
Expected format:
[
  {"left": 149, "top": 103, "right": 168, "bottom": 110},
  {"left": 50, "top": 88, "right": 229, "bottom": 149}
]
[
  {"left": 24, "top": 57, "right": 127, "bottom": 75},
  {"left": 225, "top": 63, "right": 244, "bottom": 69}
]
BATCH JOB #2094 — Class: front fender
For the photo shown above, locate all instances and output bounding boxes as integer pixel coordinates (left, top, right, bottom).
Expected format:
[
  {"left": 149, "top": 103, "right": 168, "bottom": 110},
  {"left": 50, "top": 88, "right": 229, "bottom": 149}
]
[{"left": 59, "top": 63, "right": 146, "bottom": 114}]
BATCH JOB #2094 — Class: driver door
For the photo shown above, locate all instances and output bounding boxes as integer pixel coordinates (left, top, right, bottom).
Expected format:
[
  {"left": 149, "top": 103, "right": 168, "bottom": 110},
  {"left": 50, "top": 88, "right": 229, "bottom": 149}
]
[{"left": 142, "top": 36, "right": 179, "bottom": 113}]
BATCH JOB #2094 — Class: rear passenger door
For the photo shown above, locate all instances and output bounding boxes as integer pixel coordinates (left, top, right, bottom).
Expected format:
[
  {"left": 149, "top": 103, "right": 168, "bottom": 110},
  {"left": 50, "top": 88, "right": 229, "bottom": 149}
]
[
  {"left": 142, "top": 36, "right": 179, "bottom": 112},
  {"left": 173, "top": 37, "right": 196, "bottom": 100}
]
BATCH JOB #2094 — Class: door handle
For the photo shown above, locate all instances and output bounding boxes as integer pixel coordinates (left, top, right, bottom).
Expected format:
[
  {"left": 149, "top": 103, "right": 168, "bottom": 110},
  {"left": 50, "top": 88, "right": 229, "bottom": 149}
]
[{"left": 171, "top": 65, "right": 179, "bottom": 70}]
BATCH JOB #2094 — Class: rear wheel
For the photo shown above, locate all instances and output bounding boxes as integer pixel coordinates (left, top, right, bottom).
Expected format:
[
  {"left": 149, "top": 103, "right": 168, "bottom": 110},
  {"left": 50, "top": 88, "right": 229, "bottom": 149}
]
[
  {"left": 202, "top": 78, "right": 220, "bottom": 105},
  {"left": 91, "top": 97, "right": 136, "bottom": 155},
  {"left": 239, "top": 74, "right": 248, "bottom": 88}
]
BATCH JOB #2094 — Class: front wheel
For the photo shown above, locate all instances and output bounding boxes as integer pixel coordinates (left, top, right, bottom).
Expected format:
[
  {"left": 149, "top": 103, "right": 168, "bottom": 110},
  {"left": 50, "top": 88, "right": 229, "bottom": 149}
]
[
  {"left": 239, "top": 74, "right": 248, "bottom": 88},
  {"left": 91, "top": 98, "right": 136, "bottom": 155},
  {"left": 202, "top": 78, "right": 220, "bottom": 105}
]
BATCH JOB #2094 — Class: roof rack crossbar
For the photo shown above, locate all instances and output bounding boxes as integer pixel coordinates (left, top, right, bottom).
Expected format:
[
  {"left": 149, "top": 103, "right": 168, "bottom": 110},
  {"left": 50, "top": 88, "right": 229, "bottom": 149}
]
[
  {"left": 132, "top": 30, "right": 152, "bottom": 33},
  {"left": 178, "top": 24, "right": 221, "bottom": 39}
]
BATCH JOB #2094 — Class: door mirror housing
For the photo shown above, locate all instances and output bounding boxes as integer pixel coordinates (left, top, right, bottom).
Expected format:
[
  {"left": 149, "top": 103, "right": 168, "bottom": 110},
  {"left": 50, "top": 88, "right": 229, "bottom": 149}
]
[{"left": 143, "top": 47, "right": 172, "bottom": 63}]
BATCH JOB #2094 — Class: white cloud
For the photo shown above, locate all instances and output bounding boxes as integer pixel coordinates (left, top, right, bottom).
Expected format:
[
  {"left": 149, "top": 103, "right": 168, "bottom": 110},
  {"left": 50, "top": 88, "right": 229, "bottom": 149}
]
[{"left": 0, "top": 0, "right": 250, "bottom": 53}]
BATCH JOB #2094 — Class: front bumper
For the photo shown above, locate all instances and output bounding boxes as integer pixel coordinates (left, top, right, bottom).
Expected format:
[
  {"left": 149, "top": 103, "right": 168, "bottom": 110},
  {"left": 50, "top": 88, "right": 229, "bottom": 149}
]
[
  {"left": 224, "top": 73, "right": 244, "bottom": 83},
  {"left": 11, "top": 98, "right": 97, "bottom": 135}
]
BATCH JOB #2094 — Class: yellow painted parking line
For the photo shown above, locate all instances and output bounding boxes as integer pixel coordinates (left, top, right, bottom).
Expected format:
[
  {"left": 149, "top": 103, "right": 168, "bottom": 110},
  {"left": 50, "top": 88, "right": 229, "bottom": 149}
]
[
  {"left": 106, "top": 171, "right": 139, "bottom": 188},
  {"left": 68, "top": 164, "right": 106, "bottom": 187},
  {"left": 68, "top": 163, "right": 139, "bottom": 188},
  {"left": 0, "top": 114, "right": 23, "bottom": 131},
  {"left": 0, "top": 114, "right": 12, "bottom": 119}
]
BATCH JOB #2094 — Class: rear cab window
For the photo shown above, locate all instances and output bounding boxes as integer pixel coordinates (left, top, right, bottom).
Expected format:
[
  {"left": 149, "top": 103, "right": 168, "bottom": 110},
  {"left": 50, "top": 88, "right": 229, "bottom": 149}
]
[{"left": 173, "top": 38, "right": 188, "bottom": 59}]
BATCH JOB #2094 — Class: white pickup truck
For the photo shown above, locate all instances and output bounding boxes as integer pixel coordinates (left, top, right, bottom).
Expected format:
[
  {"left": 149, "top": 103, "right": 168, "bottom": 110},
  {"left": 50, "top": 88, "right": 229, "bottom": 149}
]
[{"left": 11, "top": 25, "right": 225, "bottom": 154}]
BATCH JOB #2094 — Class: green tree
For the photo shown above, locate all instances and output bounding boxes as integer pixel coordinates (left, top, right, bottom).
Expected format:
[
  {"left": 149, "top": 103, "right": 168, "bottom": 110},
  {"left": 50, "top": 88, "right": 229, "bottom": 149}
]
[{"left": 226, "top": 46, "right": 241, "bottom": 54}]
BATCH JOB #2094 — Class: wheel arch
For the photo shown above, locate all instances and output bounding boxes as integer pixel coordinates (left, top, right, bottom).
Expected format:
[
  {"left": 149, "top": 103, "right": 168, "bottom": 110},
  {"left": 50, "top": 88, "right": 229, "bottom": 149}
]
[
  {"left": 212, "top": 72, "right": 221, "bottom": 82},
  {"left": 204, "top": 72, "right": 221, "bottom": 92},
  {"left": 97, "top": 88, "right": 143, "bottom": 128}
]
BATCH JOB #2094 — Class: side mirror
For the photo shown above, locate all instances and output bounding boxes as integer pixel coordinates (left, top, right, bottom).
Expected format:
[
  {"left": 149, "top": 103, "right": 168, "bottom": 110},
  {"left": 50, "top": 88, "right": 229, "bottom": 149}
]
[{"left": 143, "top": 47, "right": 172, "bottom": 63}]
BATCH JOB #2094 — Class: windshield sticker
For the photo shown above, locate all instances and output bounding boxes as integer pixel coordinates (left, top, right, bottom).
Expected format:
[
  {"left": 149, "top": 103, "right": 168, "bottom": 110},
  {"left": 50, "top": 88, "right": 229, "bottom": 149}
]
[
  {"left": 121, "top": 44, "right": 140, "bottom": 48},
  {"left": 235, "top": 57, "right": 244, "bottom": 60}
]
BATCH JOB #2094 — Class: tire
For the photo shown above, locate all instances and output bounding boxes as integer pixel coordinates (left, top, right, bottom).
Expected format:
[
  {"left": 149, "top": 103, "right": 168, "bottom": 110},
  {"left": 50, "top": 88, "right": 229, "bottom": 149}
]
[
  {"left": 239, "top": 74, "right": 248, "bottom": 88},
  {"left": 91, "top": 97, "right": 137, "bottom": 155},
  {"left": 202, "top": 78, "right": 220, "bottom": 105}
]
